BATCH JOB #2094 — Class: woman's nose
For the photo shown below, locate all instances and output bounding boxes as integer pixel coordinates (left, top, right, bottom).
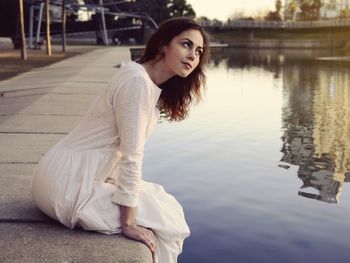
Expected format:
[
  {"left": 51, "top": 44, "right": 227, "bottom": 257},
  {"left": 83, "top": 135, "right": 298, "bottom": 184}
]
[{"left": 187, "top": 50, "right": 195, "bottom": 60}]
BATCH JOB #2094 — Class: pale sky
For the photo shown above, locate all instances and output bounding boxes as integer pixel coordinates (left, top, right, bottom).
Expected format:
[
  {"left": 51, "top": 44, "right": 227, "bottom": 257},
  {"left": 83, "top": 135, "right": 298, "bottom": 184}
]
[{"left": 187, "top": 0, "right": 277, "bottom": 21}]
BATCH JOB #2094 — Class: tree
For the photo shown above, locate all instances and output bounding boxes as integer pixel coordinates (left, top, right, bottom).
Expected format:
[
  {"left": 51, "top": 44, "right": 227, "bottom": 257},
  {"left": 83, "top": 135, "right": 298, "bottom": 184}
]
[
  {"left": 196, "top": 16, "right": 211, "bottom": 27},
  {"left": 340, "top": 8, "right": 350, "bottom": 18},
  {"left": 211, "top": 18, "right": 223, "bottom": 29},
  {"left": 300, "top": 0, "right": 312, "bottom": 21},
  {"left": 300, "top": 0, "right": 321, "bottom": 21},
  {"left": 276, "top": 0, "right": 282, "bottom": 15},
  {"left": 310, "top": 0, "right": 322, "bottom": 20},
  {"left": 168, "top": 0, "right": 195, "bottom": 18},
  {"left": 289, "top": 0, "right": 298, "bottom": 21},
  {"left": 265, "top": 11, "right": 282, "bottom": 21},
  {"left": 265, "top": 0, "right": 283, "bottom": 21},
  {"left": 134, "top": 0, "right": 195, "bottom": 23},
  {"left": 135, "top": 0, "right": 170, "bottom": 23}
]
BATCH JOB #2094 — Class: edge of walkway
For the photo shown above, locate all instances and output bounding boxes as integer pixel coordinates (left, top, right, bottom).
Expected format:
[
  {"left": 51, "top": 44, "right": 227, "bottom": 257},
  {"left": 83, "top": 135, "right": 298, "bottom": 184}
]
[{"left": 0, "top": 46, "right": 153, "bottom": 263}]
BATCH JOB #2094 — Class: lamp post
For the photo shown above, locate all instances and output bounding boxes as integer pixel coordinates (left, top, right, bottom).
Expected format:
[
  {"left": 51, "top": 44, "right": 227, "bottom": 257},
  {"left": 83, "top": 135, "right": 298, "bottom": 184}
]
[{"left": 19, "top": 0, "right": 27, "bottom": 60}]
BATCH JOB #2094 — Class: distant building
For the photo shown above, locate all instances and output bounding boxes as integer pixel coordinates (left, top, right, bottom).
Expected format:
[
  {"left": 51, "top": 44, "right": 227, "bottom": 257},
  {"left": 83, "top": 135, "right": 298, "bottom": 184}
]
[
  {"left": 321, "top": 0, "right": 350, "bottom": 18},
  {"left": 284, "top": 0, "right": 350, "bottom": 20}
]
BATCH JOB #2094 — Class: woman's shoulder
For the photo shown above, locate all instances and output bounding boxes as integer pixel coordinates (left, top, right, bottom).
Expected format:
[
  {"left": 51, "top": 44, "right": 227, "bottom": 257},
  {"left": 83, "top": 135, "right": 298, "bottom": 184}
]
[
  {"left": 107, "top": 61, "right": 159, "bottom": 99},
  {"left": 118, "top": 61, "right": 150, "bottom": 81},
  {"left": 110, "top": 61, "right": 159, "bottom": 91}
]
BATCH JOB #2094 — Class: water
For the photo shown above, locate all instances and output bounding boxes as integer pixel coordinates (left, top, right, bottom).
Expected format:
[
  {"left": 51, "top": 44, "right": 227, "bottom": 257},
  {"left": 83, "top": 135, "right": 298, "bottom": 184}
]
[{"left": 143, "top": 48, "right": 350, "bottom": 263}]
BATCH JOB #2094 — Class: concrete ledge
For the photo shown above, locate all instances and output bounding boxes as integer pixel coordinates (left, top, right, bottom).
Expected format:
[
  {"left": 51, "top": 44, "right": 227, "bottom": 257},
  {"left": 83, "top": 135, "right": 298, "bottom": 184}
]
[
  {"left": 0, "top": 222, "right": 152, "bottom": 263},
  {"left": 0, "top": 164, "right": 153, "bottom": 263}
]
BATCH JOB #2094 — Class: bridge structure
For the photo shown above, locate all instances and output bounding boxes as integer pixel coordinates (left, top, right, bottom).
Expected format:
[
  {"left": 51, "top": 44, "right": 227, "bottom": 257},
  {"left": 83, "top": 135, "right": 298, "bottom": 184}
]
[
  {"left": 1, "top": 0, "right": 158, "bottom": 49},
  {"left": 205, "top": 18, "right": 350, "bottom": 49},
  {"left": 222, "top": 18, "right": 350, "bottom": 29}
]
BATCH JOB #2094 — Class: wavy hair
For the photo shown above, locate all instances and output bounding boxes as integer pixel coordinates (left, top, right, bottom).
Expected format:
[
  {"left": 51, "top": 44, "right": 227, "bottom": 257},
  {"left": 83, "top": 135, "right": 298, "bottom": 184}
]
[{"left": 139, "top": 17, "right": 210, "bottom": 122}]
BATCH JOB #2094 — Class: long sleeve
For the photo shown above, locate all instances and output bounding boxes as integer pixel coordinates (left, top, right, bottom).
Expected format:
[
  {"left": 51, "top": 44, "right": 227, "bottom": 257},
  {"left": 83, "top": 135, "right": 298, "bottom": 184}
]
[{"left": 111, "top": 76, "right": 154, "bottom": 207}]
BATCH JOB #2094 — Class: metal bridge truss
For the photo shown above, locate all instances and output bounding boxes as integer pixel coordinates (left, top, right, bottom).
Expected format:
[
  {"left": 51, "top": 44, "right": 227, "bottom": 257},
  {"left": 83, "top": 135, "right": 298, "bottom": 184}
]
[{"left": 25, "top": 0, "right": 158, "bottom": 49}]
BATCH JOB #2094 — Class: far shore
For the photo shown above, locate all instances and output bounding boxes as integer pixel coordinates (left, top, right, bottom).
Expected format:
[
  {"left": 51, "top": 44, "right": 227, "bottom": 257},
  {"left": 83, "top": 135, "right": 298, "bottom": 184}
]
[
  {"left": 2, "top": 31, "right": 350, "bottom": 82},
  {"left": 211, "top": 28, "right": 350, "bottom": 50}
]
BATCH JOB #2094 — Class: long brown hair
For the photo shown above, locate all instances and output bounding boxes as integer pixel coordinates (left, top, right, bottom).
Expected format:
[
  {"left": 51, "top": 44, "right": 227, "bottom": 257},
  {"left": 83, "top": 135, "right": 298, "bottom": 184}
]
[{"left": 139, "top": 17, "right": 210, "bottom": 122}]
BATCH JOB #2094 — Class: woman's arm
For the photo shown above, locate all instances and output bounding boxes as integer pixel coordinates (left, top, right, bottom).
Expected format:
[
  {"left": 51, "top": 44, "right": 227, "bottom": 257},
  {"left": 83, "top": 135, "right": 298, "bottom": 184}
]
[
  {"left": 111, "top": 75, "right": 158, "bottom": 253},
  {"left": 119, "top": 205, "right": 136, "bottom": 227},
  {"left": 111, "top": 76, "right": 152, "bottom": 207}
]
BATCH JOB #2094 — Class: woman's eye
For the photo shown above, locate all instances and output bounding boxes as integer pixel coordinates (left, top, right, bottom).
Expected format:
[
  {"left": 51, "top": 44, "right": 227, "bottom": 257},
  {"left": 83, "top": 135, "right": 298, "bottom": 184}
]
[
  {"left": 182, "top": 42, "right": 190, "bottom": 48},
  {"left": 195, "top": 50, "right": 203, "bottom": 56}
]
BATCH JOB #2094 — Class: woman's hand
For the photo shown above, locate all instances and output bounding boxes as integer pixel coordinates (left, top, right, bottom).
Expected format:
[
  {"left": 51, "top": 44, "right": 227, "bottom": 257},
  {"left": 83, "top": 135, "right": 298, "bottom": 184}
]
[
  {"left": 122, "top": 224, "right": 157, "bottom": 254},
  {"left": 119, "top": 205, "right": 157, "bottom": 254}
]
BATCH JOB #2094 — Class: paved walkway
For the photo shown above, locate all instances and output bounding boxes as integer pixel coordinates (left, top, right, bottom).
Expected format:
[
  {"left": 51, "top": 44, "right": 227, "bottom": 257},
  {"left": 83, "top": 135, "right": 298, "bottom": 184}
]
[{"left": 0, "top": 46, "right": 152, "bottom": 263}]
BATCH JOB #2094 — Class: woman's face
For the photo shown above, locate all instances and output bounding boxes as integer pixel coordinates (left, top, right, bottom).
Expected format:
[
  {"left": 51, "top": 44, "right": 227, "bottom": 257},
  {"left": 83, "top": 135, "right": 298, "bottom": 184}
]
[{"left": 162, "top": 29, "right": 204, "bottom": 78}]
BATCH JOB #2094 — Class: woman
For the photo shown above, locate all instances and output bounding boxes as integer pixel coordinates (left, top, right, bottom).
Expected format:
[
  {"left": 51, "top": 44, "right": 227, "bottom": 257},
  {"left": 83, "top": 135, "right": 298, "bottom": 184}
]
[{"left": 31, "top": 17, "right": 209, "bottom": 263}]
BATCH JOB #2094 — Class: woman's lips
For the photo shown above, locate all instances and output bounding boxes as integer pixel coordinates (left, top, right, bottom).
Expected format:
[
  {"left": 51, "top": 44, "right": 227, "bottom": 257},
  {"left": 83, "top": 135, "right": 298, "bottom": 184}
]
[{"left": 182, "top": 62, "right": 192, "bottom": 70}]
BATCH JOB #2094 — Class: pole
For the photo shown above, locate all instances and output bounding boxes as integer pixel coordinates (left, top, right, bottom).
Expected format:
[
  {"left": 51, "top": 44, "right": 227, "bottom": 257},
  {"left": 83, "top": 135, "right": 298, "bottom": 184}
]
[
  {"left": 35, "top": 2, "right": 44, "bottom": 49},
  {"left": 29, "top": 2, "right": 34, "bottom": 49},
  {"left": 99, "top": 0, "right": 108, "bottom": 45},
  {"left": 19, "top": 0, "right": 27, "bottom": 60},
  {"left": 62, "top": 0, "right": 67, "bottom": 52},
  {"left": 46, "top": 0, "right": 52, "bottom": 55}
]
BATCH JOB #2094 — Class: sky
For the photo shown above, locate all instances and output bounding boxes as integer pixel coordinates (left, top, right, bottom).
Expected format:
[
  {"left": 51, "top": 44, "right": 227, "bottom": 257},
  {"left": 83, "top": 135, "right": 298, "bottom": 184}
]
[{"left": 187, "top": 0, "right": 277, "bottom": 21}]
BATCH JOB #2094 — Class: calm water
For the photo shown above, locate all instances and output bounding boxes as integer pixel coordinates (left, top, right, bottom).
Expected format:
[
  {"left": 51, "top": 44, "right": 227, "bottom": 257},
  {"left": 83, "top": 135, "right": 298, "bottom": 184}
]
[{"left": 143, "top": 48, "right": 350, "bottom": 263}]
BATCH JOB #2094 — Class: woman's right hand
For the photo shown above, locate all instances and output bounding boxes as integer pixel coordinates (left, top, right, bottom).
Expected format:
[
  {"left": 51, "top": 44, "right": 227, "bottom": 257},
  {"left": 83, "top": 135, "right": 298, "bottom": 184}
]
[{"left": 122, "top": 224, "right": 157, "bottom": 254}]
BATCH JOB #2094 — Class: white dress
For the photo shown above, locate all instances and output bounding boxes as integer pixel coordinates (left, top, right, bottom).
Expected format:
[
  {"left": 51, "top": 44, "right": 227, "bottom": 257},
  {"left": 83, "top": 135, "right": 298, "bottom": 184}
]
[{"left": 31, "top": 61, "right": 190, "bottom": 263}]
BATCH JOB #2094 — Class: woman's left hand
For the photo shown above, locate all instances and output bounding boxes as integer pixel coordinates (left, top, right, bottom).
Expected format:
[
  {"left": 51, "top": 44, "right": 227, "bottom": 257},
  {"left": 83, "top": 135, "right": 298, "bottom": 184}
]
[{"left": 121, "top": 223, "right": 157, "bottom": 254}]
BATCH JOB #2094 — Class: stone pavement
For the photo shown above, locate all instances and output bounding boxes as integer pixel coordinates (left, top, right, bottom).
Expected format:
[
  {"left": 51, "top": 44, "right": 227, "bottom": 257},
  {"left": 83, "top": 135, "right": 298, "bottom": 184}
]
[{"left": 0, "top": 46, "right": 152, "bottom": 263}]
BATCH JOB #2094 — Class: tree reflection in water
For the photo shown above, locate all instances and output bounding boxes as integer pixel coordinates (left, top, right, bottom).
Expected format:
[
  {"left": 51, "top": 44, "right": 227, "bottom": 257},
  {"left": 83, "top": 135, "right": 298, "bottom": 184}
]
[{"left": 210, "top": 48, "right": 350, "bottom": 203}]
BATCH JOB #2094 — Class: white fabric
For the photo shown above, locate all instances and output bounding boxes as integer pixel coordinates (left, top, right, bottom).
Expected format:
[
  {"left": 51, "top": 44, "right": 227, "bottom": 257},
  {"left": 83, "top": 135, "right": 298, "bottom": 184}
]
[{"left": 31, "top": 61, "right": 190, "bottom": 263}]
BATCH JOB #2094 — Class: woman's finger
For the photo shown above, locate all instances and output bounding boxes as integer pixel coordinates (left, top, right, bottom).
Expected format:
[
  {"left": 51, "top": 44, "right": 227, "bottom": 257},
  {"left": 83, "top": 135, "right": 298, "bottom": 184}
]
[{"left": 143, "top": 234, "right": 157, "bottom": 253}]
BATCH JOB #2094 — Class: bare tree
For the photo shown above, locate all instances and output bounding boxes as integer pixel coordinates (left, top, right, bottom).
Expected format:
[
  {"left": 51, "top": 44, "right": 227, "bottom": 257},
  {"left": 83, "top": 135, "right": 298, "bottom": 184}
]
[
  {"left": 19, "top": 0, "right": 27, "bottom": 60},
  {"left": 46, "top": 0, "right": 52, "bottom": 55}
]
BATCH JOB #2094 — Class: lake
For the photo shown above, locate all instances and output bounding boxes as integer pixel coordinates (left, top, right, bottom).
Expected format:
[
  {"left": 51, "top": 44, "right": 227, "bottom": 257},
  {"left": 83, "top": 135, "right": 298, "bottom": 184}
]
[{"left": 143, "top": 48, "right": 350, "bottom": 263}]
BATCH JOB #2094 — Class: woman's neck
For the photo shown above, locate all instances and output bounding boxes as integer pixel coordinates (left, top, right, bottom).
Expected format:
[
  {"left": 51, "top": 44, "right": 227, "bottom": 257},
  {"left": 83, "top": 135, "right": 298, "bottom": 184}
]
[{"left": 141, "top": 58, "right": 175, "bottom": 86}]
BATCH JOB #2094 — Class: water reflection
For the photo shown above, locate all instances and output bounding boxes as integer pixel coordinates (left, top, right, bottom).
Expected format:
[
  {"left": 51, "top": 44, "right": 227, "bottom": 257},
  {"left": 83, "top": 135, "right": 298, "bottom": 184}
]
[{"left": 210, "top": 48, "right": 350, "bottom": 204}]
